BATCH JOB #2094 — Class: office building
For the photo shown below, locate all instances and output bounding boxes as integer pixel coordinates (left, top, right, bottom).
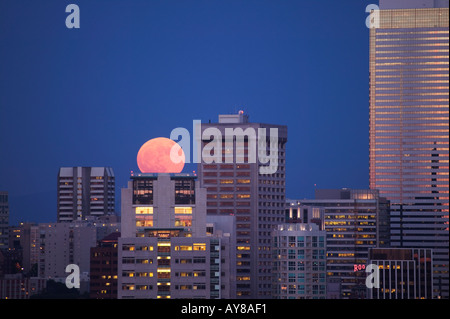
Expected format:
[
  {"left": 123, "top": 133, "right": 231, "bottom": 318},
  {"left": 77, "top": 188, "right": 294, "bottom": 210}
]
[
  {"left": 36, "top": 218, "right": 119, "bottom": 295},
  {"left": 198, "top": 112, "right": 288, "bottom": 298},
  {"left": 0, "top": 191, "right": 9, "bottom": 250},
  {"left": 37, "top": 222, "right": 97, "bottom": 282},
  {"left": 369, "top": 0, "right": 449, "bottom": 298},
  {"left": 57, "top": 167, "right": 115, "bottom": 222},
  {"left": 293, "top": 188, "right": 390, "bottom": 298},
  {"left": 272, "top": 223, "right": 327, "bottom": 299},
  {"left": 90, "top": 232, "right": 120, "bottom": 299},
  {"left": 368, "top": 248, "right": 433, "bottom": 299},
  {"left": 118, "top": 173, "right": 232, "bottom": 299}
]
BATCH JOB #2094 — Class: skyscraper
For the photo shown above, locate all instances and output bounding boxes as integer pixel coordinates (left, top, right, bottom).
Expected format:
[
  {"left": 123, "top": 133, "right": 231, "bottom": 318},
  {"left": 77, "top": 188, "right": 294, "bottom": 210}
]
[
  {"left": 369, "top": 0, "right": 449, "bottom": 298},
  {"left": 57, "top": 167, "right": 116, "bottom": 222},
  {"left": 198, "top": 112, "right": 288, "bottom": 298}
]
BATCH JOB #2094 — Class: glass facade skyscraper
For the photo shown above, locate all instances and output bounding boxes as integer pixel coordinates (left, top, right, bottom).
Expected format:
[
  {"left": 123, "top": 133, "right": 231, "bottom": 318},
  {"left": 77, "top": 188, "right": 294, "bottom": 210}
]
[{"left": 369, "top": 0, "right": 449, "bottom": 298}]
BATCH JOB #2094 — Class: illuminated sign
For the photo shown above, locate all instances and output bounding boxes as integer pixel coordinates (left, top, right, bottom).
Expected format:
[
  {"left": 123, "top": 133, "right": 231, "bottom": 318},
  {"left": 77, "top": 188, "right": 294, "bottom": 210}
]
[{"left": 354, "top": 264, "right": 366, "bottom": 272}]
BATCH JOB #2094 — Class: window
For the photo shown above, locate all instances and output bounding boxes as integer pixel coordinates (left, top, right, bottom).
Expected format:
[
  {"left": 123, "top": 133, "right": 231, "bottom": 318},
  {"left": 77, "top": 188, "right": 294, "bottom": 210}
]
[
  {"left": 175, "top": 207, "right": 192, "bottom": 214},
  {"left": 297, "top": 237, "right": 305, "bottom": 247},
  {"left": 174, "top": 179, "right": 195, "bottom": 204},
  {"left": 174, "top": 207, "right": 193, "bottom": 227},
  {"left": 175, "top": 245, "right": 192, "bottom": 251},
  {"left": 193, "top": 243, "right": 206, "bottom": 251},
  {"left": 136, "top": 207, "right": 153, "bottom": 215},
  {"left": 133, "top": 179, "right": 154, "bottom": 205},
  {"left": 193, "top": 257, "right": 206, "bottom": 263}
]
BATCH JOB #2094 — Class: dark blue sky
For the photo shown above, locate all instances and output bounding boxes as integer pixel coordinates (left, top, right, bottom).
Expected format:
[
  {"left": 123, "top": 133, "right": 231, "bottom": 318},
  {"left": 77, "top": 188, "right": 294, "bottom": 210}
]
[{"left": 0, "top": 0, "right": 373, "bottom": 225}]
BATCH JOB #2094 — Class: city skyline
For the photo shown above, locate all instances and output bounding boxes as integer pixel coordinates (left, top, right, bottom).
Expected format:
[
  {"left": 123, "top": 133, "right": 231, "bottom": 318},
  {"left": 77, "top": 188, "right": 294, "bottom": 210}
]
[
  {"left": 0, "top": 0, "right": 448, "bottom": 303},
  {"left": 0, "top": 0, "right": 372, "bottom": 225}
]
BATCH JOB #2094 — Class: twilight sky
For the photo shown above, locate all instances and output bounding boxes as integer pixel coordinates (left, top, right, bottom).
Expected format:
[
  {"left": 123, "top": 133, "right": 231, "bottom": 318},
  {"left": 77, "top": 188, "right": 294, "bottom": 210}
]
[{"left": 0, "top": 0, "right": 373, "bottom": 225}]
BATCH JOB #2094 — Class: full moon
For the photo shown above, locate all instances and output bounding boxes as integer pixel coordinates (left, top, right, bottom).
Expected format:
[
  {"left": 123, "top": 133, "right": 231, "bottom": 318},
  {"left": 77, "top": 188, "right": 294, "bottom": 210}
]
[{"left": 137, "top": 137, "right": 185, "bottom": 173}]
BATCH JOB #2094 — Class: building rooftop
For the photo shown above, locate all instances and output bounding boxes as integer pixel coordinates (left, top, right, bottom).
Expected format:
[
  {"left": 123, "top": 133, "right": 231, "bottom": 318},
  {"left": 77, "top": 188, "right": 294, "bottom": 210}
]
[
  {"left": 130, "top": 173, "right": 197, "bottom": 179},
  {"left": 379, "top": 0, "right": 449, "bottom": 9}
]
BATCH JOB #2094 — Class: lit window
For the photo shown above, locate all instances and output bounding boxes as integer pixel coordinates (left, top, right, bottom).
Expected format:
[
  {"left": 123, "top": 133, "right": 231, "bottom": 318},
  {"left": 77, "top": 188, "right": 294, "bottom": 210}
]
[
  {"left": 174, "top": 207, "right": 192, "bottom": 214},
  {"left": 193, "top": 243, "right": 206, "bottom": 251},
  {"left": 136, "top": 207, "right": 153, "bottom": 215}
]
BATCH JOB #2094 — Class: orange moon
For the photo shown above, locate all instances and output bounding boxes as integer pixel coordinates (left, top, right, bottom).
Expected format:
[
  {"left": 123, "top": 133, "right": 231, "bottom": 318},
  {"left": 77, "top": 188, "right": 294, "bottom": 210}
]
[{"left": 137, "top": 137, "right": 185, "bottom": 173}]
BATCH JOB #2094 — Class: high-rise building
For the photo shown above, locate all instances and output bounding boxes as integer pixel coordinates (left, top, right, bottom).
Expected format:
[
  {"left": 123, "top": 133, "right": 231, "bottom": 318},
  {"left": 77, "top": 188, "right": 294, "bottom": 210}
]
[
  {"left": 37, "top": 222, "right": 97, "bottom": 281},
  {"left": 198, "top": 112, "right": 288, "bottom": 298},
  {"left": 0, "top": 191, "right": 9, "bottom": 250},
  {"left": 369, "top": 0, "right": 449, "bottom": 298},
  {"left": 57, "top": 167, "right": 116, "bottom": 222},
  {"left": 368, "top": 248, "right": 433, "bottom": 299},
  {"left": 90, "top": 232, "right": 120, "bottom": 299},
  {"left": 118, "top": 173, "right": 232, "bottom": 299},
  {"left": 272, "top": 223, "right": 327, "bottom": 299},
  {"left": 293, "top": 188, "right": 390, "bottom": 298},
  {"left": 36, "top": 218, "right": 119, "bottom": 295}
]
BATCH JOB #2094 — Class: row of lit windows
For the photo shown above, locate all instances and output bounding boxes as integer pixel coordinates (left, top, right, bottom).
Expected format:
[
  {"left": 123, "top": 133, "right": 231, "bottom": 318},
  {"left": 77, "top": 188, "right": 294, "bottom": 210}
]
[
  {"left": 374, "top": 138, "right": 448, "bottom": 143},
  {"left": 375, "top": 99, "right": 449, "bottom": 103},
  {"left": 135, "top": 207, "right": 192, "bottom": 215},
  {"left": 375, "top": 43, "right": 448, "bottom": 48},
  {"left": 373, "top": 155, "right": 449, "bottom": 160},
  {"left": 375, "top": 67, "right": 448, "bottom": 73},
  {"left": 376, "top": 37, "right": 449, "bottom": 43},
  {"left": 375, "top": 56, "right": 449, "bottom": 63},
  {"left": 374, "top": 167, "right": 449, "bottom": 171},
  {"left": 373, "top": 129, "right": 449, "bottom": 133},
  {"left": 326, "top": 215, "right": 376, "bottom": 220},
  {"left": 374, "top": 110, "right": 448, "bottom": 115},
  {"left": 376, "top": 61, "right": 448, "bottom": 66},
  {"left": 122, "top": 271, "right": 154, "bottom": 278},
  {"left": 376, "top": 31, "right": 449, "bottom": 36},
  {"left": 376, "top": 49, "right": 449, "bottom": 54},
  {"left": 372, "top": 178, "right": 449, "bottom": 182},
  {"left": 374, "top": 81, "right": 449, "bottom": 86},
  {"left": 174, "top": 244, "right": 206, "bottom": 251},
  {"left": 376, "top": 75, "right": 449, "bottom": 80},
  {"left": 204, "top": 179, "right": 251, "bottom": 184},
  {"left": 325, "top": 221, "right": 376, "bottom": 226},
  {"left": 373, "top": 91, "right": 449, "bottom": 96},
  {"left": 374, "top": 121, "right": 449, "bottom": 126},
  {"left": 207, "top": 194, "right": 251, "bottom": 199}
]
